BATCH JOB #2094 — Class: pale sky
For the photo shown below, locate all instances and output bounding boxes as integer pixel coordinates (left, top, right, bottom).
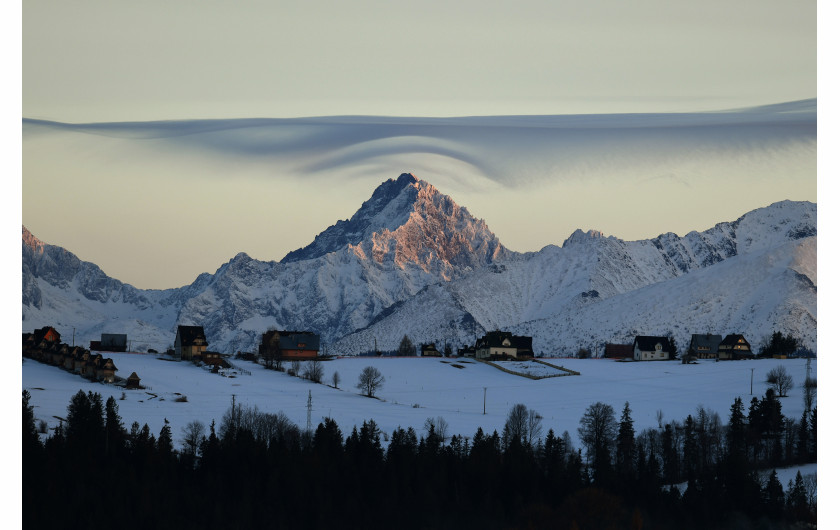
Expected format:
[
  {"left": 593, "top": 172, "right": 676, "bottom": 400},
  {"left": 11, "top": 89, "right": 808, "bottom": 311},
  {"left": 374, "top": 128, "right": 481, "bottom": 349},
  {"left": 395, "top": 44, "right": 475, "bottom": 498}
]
[
  {"left": 20, "top": 1, "right": 819, "bottom": 290},
  {"left": 23, "top": 0, "right": 815, "bottom": 121}
]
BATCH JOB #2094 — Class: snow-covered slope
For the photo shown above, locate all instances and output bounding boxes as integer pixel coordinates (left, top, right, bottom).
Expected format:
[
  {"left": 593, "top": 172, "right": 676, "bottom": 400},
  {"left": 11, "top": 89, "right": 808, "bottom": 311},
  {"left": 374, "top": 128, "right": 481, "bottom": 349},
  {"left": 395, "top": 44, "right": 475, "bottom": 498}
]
[
  {"left": 22, "top": 177, "right": 816, "bottom": 356},
  {"left": 331, "top": 200, "right": 817, "bottom": 354}
]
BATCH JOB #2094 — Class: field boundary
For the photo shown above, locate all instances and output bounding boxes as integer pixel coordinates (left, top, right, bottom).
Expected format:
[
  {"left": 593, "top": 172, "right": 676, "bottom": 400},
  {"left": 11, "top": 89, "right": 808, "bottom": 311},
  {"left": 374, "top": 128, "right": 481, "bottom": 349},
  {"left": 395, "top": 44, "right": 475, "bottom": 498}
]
[
  {"left": 475, "top": 358, "right": 580, "bottom": 379},
  {"left": 532, "top": 359, "right": 581, "bottom": 376}
]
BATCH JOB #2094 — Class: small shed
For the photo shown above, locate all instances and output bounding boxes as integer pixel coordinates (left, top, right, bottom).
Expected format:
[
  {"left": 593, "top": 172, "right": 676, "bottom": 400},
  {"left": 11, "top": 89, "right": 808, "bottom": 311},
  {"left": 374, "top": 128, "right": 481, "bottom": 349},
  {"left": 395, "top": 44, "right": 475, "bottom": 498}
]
[
  {"left": 420, "top": 343, "right": 442, "bottom": 357},
  {"left": 125, "top": 372, "right": 142, "bottom": 389}
]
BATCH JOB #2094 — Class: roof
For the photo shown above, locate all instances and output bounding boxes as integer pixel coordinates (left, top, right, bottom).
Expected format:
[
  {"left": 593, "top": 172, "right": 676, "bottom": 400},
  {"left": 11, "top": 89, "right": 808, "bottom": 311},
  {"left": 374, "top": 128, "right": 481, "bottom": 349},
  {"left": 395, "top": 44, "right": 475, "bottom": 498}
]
[
  {"left": 127, "top": 372, "right": 141, "bottom": 381},
  {"left": 633, "top": 336, "right": 671, "bottom": 353},
  {"left": 689, "top": 334, "right": 722, "bottom": 352},
  {"left": 511, "top": 336, "right": 533, "bottom": 352},
  {"left": 34, "top": 326, "right": 60, "bottom": 342},
  {"left": 477, "top": 330, "right": 514, "bottom": 349},
  {"left": 720, "top": 334, "right": 751, "bottom": 348},
  {"left": 176, "top": 326, "right": 207, "bottom": 346},
  {"left": 262, "top": 330, "right": 321, "bottom": 351}
]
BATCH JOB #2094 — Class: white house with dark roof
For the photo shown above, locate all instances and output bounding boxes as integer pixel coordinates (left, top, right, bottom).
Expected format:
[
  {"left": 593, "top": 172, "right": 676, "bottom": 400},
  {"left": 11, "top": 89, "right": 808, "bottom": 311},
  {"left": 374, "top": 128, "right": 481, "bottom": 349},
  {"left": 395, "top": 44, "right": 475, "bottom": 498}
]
[{"left": 633, "top": 336, "right": 671, "bottom": 361}]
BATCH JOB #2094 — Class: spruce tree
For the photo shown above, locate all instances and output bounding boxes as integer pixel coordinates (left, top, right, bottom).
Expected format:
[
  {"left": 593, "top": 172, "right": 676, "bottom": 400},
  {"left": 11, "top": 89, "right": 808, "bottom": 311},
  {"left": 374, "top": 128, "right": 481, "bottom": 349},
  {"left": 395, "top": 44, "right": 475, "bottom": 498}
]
[{"left": 616, "top": 402, "right": 635, "bottom": 481}]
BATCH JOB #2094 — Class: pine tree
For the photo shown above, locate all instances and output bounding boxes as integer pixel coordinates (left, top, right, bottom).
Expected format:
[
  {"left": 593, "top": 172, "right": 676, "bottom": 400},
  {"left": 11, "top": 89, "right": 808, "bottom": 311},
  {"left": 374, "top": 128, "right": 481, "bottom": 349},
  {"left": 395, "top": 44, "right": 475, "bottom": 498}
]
[
  {"left": 683, "top": 414, "right": 699, "bottom": 479},
  {"left": 22, "top": 390, "right": 41, "bottom": 460},
  {"left": 786, "top": 471, "right": 809, "bottom": 521},
  {"left": 104, "top": 395, "right": 127, "bottom": 456},
  {"left": 616, "top": 402, "right": 635, "bottom": 481},
  {"left": 763, "top": 469, "right": 785, "bottom": 518},
  {"left": 158, "top": 418, "right": 174, "bottom": 457}
]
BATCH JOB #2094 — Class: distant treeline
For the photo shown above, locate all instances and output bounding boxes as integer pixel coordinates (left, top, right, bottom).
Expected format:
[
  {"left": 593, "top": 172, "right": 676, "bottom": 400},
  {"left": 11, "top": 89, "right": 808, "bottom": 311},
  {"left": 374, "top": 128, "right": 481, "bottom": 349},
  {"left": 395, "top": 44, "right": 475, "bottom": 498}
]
[{"left": 23, "top": 389, "right": 816, "bottom": 529}]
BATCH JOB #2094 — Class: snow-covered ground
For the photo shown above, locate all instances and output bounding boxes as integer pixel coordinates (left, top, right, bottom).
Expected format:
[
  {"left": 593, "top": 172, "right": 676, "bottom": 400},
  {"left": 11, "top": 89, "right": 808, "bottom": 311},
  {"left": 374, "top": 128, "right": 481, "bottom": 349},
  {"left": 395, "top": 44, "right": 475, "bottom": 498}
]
[{"left": 23, "top": 355, "right": 816, "bottom": 456}]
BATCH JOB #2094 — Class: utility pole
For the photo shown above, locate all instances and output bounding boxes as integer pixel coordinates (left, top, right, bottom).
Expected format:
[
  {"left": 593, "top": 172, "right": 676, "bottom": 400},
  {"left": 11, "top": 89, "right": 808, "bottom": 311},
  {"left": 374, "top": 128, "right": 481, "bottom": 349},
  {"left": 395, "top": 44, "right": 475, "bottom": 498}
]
[
  {"left": 750, "top": 368, "right": 754, "bottom": 395},
  {"left": 483, "top": 387, "right": 487, "bottom": 415}
]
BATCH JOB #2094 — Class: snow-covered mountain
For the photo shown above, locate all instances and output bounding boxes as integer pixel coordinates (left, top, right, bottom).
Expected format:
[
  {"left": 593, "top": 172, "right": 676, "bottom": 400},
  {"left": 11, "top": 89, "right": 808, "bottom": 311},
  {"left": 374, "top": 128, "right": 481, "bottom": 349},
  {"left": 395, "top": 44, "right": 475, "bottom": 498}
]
[
  {"left": 331, "top": 199, "right": 817, "bottom": 354},
  {"left": 22, "top": 173, "right": 509, "bottom": 352},
  {"left": 22, "top": 174, "right": 816, "bottom": 356}
]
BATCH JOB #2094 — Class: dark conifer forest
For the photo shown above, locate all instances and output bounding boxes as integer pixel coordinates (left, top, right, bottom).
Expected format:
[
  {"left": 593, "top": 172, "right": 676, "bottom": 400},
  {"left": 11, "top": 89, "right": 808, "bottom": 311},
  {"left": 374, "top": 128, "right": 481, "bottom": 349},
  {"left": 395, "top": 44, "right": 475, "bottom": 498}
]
[{"left": 23, "top": 389, "right": 816, "bottom": 529}]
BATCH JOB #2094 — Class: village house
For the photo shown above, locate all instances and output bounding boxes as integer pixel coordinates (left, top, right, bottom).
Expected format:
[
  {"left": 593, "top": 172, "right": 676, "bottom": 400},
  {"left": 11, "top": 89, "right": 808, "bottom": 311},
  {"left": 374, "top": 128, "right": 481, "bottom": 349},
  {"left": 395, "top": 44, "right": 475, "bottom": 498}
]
[
  {"left": 259, "top": 330, "right": 320, "bottom": 360},
  {"left": 202, "top": 351, "right": 225, "bottom": 368},
  {"left": 420, "top": 343, "right": 442, "bottom": 357},
  {"left": 175, "top": 325, "right": 209, "bottom": 361},
  {"left": 687, "top": 334, "right": 722, "bottom": 360},
  {"left": 63, "top": 346, "right": 85, "bottom": 371},
  {"left": 83, "top": 353, "right": 103, "bottom": 379},
  {"left": 33, "top": 326, "right": 61, "bottom": 344},
  {"left": 632, "top": 336, "right": 672, "bottom": 361},
  {"left": 475, "top": 331, "right": 534, "bottom": 360},
  {"left": 604, "top": 343, "right": 634, "bottom": 360},
  {"left": 96, "top": 358, "right": 118, "bottom": 383},
  {"left": 718, "top": 334, "right": 753, "bottom": 360},
  {"left": 458, "top": 344, "right": 476, "bottom": 357}
]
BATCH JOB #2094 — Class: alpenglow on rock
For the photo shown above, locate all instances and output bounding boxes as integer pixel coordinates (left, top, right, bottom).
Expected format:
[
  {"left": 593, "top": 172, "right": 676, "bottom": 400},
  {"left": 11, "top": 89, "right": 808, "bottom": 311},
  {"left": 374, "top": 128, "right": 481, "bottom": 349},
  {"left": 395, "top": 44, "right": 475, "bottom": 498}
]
[{"left": 282, "top": 173, "right": 509, "bottom": 276}]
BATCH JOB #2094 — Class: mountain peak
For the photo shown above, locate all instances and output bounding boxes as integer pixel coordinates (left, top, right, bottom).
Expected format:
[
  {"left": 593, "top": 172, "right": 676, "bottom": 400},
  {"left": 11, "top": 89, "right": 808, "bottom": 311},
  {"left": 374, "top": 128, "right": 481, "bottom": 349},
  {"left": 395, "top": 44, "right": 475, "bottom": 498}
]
[
  {"left": 280, "top": 173, "right": 508, "bottom": 271},
  {"left": 22, "top": 226, "right": 45, "bottom": 254},
  {"left": 562, "top": 229, "right": 605, "bottom": 247}
]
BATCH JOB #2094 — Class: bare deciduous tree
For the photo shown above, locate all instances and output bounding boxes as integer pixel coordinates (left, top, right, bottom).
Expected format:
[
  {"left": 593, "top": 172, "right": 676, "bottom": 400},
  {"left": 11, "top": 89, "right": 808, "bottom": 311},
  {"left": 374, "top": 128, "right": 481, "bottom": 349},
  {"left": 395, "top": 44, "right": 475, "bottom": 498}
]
[
  {"left": 289, "top": 360, "right": 301, "bottom": 377},
  {"left": 356, "top": 366, "right": 385, "bottom": 397},
  {"left": 303, "top": 360, "right": 324, "bottom": 383},
  {"left": 331, "top": 370, "right": 340, "bottom": 389},
  {"left": 502, "top": 403, "right": 543, "bottom": 447},
  {"left": 424, "top": 416, "right": 449, "bottom": 441},
  {"left": 766, "top": 365, "right": 794, "bottom": 397},
  {"left": 181, "top": 420, "right": 205, "bottom": 458}
]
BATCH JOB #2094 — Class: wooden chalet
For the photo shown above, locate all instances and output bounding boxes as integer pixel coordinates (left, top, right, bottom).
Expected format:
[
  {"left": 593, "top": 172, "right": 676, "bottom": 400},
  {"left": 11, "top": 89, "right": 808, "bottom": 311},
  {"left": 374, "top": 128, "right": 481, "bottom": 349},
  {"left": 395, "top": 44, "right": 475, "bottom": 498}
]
[
  {"left": 202, "top": 351, "right": 225, "bottom": 367},
  {"left": 33, "top": 326, "right": 61, "bottom": 344},
  {"left": 74, "top": 350, "right": 91, "bottom": 374},
  {"left": 52, "top": 344, "right": 70, "bottom": 366},
  {"left": 687, "top": 334, "right": 722, "bottom": 360},
  {"left": 175, "top": 325, "right": 209, "bottom": 361},
  {"left": 718, "top": 334, "right": 753, "bottom": 360},
  {"left": 632, "top": 336, "right": 671, "bottom": 361},
  {"left": 604, "top": 343, "right": 634, "bottom": 360},
  {"left": 420, "top": 343, "right": 442, "bottom": 357},
  {"left": 259, "top": 330, "right": 320, "bottom": 360},
  {"left": 64, "top": 347, "right": 85, "bottom": 371},
  {"left": 96, "top": 358, "right": 118, "bottom": 383},
  {"left": 83, "top": 353, "right": 103, "bottom": 379}
]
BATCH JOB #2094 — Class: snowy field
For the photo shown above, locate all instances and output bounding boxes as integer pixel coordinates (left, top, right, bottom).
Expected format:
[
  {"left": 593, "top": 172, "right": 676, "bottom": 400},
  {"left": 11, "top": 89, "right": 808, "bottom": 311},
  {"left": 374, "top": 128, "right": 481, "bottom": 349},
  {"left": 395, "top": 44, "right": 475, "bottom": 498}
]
[{"left": 23, "top": 355, "right": 816, "bottom": 454}]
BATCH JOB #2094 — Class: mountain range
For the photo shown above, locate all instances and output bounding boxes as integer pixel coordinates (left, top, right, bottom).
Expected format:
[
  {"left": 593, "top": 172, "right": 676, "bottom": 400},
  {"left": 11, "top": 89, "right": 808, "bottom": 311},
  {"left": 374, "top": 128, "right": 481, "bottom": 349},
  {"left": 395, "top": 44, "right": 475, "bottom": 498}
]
[{"left": 22, "top": 173, "right": 816, "bottom": 355}]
